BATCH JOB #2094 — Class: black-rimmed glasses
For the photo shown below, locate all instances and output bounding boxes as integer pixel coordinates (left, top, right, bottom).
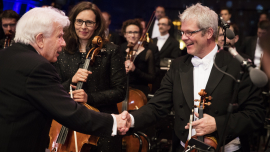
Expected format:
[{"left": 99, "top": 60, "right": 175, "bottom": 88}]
[
  {"left": 179, "top": 29, "right": 204, "bottom": 37},
  {"left": 75, "top": 19, "right": 96, "bottom": 27}
]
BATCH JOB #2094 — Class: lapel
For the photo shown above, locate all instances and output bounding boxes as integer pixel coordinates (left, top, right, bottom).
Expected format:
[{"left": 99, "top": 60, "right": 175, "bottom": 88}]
[
  {"left": 153, "top": 38, "right": 158, "bottom": 45},
  {"left": 160, "top": 36, "right": 172, "bottom": 53},
  {"left": 250, "top": 37, "right": 257, "bottom": 60},
  {"left": 179, "top": 55, "right": 194, "bottom": 110},
  {"left": 205, "top": 51, "right": 227, "bottom": 95}
]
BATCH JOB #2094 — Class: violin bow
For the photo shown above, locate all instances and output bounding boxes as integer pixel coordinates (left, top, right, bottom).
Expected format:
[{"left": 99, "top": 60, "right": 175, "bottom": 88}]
[
  {"left": 132, "top": 11, "right": 156, "bottom": 62},
  {"left": 70, "top": 86, "right": 79, "bottom": 152}
]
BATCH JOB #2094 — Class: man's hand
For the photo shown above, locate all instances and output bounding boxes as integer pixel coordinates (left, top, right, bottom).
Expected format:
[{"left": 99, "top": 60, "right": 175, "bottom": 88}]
[
  {"left": 185, "top": 113, "right": 217, "bottom": 136},
  {"left": 114, "top": 111, "right": 131, "bottom": 135},
  {"left": 72, "top": 68, "right": 92, "bottom": 83},
  {"left": 69, "top": 85, "right": 87, "bottom": 103}
]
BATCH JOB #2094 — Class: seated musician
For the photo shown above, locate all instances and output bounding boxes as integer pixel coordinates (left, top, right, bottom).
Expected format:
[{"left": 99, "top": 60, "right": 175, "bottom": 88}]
[
  {"left": 0, "top": 10, "right": 19, "bottom": 49},
  {"left": 121, "top": 3, "right": 265, "bottom": 152},
  {"left": 119, "top": 19, "right": 156, "bottom": 97},
  {"left": 53, "top": 2, "right": 126, "bottom": 151},
  {"left": 0, "top": 7, "right": 129, "bottom": 152}
]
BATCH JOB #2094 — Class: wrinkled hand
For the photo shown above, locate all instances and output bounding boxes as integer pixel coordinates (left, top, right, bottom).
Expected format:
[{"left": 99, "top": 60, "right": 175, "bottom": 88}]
[
  {"left": 114, "top": 111, "right": 131, "bottom": 135},
  {"left": 72, "top": 68, "right": 92, "bottom": 83},
  {"left": 185, "top": 113, "right": 217, "bottom": 136},
  {"left": 125, "top": 60, "right": 135, "bottom": 73},
  {"left": 69, "top": 85, "right": 87, "bottom": 103}
]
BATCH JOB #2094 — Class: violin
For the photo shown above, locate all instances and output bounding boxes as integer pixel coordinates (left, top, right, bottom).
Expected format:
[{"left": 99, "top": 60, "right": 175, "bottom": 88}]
[
  {"left": 185, "top": 89, "right": 217, "bottom": 152},
  {"left": 48, "top": 36, "right": 103, "bottom": 152}
]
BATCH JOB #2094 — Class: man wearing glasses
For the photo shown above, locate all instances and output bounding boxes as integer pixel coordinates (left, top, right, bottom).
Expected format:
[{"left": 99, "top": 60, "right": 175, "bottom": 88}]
[
  {"left": 0, "top": 10, "right": 19, "bottom": 49},
  {"left": 123, "top": 3, "right": 265, "bottom": 152}
]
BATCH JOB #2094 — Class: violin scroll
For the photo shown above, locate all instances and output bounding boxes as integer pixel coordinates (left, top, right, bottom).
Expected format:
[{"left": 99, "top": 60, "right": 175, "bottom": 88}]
[{"left": 86, "top": 36, "right": 103, "bottom": 65}]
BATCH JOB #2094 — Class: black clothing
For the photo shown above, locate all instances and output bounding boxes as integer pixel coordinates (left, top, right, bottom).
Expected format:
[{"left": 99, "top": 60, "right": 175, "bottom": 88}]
[
  {"left": 120, "top": 42, "right": 156, "bottom": 96},
  {"left": 54, "top": 42, "right": 126, "bottom": 114},
  {"left": 0, "top": 43, "right": 114, "bottom": 152},
  {"left": 153, "top": 36, "right": 181, "bottom": 61},
  {"left": 53, "top": 42, "right": 126, "bottom": 152},
  {"left": 131, "top": 50, "right": 265, "bottom": 150}
]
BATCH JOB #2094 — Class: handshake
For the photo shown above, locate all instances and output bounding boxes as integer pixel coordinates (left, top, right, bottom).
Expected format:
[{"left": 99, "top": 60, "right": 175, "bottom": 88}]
[{"left": 113, "top": 111, "right": 132, "bottom": 135}]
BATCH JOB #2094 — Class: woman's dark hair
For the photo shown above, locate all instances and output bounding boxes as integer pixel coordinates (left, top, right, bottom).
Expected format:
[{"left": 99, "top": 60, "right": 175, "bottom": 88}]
[
  {"left": 121, "top": 19, "right": 143, "bottom": 36},
  {"left": 64, "top": 1, "right": 106, "bottom": 54}
]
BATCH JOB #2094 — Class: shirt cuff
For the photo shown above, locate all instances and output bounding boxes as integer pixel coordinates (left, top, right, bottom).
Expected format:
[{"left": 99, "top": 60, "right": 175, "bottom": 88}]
[
  {"left": 130, "top": 114, "right": 135, "bottom": 128},
  {"left": 111, "top": 114, "right": 117, "bottom": 136}
]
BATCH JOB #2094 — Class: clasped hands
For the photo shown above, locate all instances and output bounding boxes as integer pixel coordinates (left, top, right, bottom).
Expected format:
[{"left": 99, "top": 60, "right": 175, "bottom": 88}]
[
  {"left": 125, "top": 60, "right": 135, "bottom": 73},
  {"left": 185, "top": 112, "right": 217, "bottom": 136},
  {"left": 113, "top": 111, "right": 132, "bottom": 135}
]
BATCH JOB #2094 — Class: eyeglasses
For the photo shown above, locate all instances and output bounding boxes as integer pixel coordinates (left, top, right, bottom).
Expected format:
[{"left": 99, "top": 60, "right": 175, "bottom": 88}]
[
  {"left": 179, "top": 28, "right": 205, "bottom": 37},
  {"left": 157, "top": 23, "right": 168, "bottom": 26},
  {"left": 2, "top": 24, "right": 16, "bottom": 28},
  {"left": 75, "top": 19, "right": 96, "bottom": 27},
  {"left": 125, "top": 31, "right": 140, "bottom": 35}
]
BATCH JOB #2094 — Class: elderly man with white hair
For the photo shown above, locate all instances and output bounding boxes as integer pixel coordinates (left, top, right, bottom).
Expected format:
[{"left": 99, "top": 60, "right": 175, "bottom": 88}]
[
  {"left": 123, "top": 3, "right": 265, "bottom": 152},
  {"left": 0, "top": 7, "right": 130, "bottom": 152}
]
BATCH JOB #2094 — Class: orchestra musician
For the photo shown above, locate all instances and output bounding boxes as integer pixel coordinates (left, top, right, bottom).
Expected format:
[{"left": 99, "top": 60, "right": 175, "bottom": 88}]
[
  {"left": 53, "top": 2, "right": 126, "bottom": 151},
  {"left": 0, "top": 10, "right": 19, "bottom": 49},
  {"left": 0, "top": 7, "right": 130, "bottom": 152},
  {"left": 119, "top": 19, "right": 156, "bottom": 97},
  {"left": 122, "top": 3, "right": 265, "bottom": 152}
]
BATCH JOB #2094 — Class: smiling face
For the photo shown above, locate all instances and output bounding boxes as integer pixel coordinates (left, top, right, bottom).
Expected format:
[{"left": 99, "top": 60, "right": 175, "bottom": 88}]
[
  {"left": 74, "top": 10, "right": 97, "bottom": 42},
  {"left": 42, "top": 23, "right": 66, "bottom": 62},
  {"left": 124, "top": 25, "right": 141, "bottom": 44},
  {"left": 218, "top": 26, "right": 238, "bottom": 48},
  {"left": 181, "top": 19, "right": 210, "bottom": 58}
]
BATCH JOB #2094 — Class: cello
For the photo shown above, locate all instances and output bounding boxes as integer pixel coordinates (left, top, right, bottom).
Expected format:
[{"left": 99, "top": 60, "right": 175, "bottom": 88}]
[
  {"left": 48, "top": 36, "right": 103, "bottom": 152},
  {"left": 185, "top": 89, "right": 217, "bottom": 152}
]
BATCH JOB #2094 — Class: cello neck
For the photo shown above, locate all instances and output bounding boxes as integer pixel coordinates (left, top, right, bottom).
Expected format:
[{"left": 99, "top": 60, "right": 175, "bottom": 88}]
[{"left": 76, "top": 58, "right": 91, "bottom": 90}]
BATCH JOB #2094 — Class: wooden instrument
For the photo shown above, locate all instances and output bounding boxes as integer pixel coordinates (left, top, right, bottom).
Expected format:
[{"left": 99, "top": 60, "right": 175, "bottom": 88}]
[
  {"left": 48, "top": 36, "right": 103, "bottom": 152},
  {"left": 185, "top": 89, "right": 217, "bottom": 152}
]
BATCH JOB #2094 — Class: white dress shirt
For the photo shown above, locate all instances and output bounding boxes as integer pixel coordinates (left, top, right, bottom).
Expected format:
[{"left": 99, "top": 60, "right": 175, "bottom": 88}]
[
  {"left": 157, "top": 33, "right": 170, "bottom": 51},
  {"left": 254, "top": 37, "right": 263, "bottom": 69},
  {"left": 151, "top": 19, "right": 160, "bottom": 38}
]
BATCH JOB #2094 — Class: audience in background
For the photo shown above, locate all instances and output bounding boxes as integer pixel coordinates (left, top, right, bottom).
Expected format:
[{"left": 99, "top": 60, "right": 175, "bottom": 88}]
[{"left": 0, "top": 10, "right": 19, "bottom": 49}]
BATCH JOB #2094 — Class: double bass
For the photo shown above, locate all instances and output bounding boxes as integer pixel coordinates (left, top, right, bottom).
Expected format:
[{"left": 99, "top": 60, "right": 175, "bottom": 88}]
[
  {"left": 185, "top": 89, "right": 217, "bottom": 152},
  {"left": 48, "top": 36, "right": 103, "bottom": 152}
]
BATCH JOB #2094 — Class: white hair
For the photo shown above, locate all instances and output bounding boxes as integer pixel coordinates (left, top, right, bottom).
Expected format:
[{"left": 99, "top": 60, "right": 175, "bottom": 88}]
[
  {"left": 179, "top": 3, "right": 218, "bottom": 40},
  {"left": 14, "top": 7, "right": 70, "bottom": 44}
]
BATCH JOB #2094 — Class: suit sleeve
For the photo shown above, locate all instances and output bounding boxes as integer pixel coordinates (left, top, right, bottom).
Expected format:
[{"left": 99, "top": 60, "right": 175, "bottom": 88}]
[
  {"left": 131, "top": 59, "right": 175, "bottom": 130},
  {"left": 26, "top": 62, "right": 114, "bottom": 137}
]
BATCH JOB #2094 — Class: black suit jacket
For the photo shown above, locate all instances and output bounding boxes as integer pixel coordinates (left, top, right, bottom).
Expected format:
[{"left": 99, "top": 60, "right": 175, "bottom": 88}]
[
  {"left": 131, "top": 50, "right": 265, "bottom": 148},
  {"left": 148, "top": 19, "right": 175, "bottom": 38},
  {"left": 239, "top": 36, "right": 257, "bottom": 60},
  {"left": 0, "top": 43, "right": 113, "bottom": 152},
  {"left": 153, "top": 36, "right": 181, "bottom": 60}
]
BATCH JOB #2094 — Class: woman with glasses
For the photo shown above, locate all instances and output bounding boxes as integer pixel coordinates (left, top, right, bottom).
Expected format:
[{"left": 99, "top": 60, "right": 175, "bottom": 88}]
[
  {"left": 53, "top": 1, "right": 126, "bottom": 151},
  {"left": 119, "top": 19, "right": 156, "bottom": 96}
]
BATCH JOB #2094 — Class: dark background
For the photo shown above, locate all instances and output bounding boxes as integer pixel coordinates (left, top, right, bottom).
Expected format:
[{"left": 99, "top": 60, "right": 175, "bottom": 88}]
[{"left": 3, "top": 0, "right": 270, "bottom": 39}]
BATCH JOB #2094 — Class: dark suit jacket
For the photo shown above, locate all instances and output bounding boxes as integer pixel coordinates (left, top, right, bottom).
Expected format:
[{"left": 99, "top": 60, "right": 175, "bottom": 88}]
[
  {"left": 131, "top": 50, "right": 265, "bottom": 149},
  {"left": 0, "top": 43, "right": 113, "bottom": 152},
  {"left": 153, "top": 36, "right": 181, "bottom": 60},
  {"left": 239, "top": 36, "right": 257, "bottom": 60},
  {"left": 148, "top": 19, "right": 175, "bottom": 38}
]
